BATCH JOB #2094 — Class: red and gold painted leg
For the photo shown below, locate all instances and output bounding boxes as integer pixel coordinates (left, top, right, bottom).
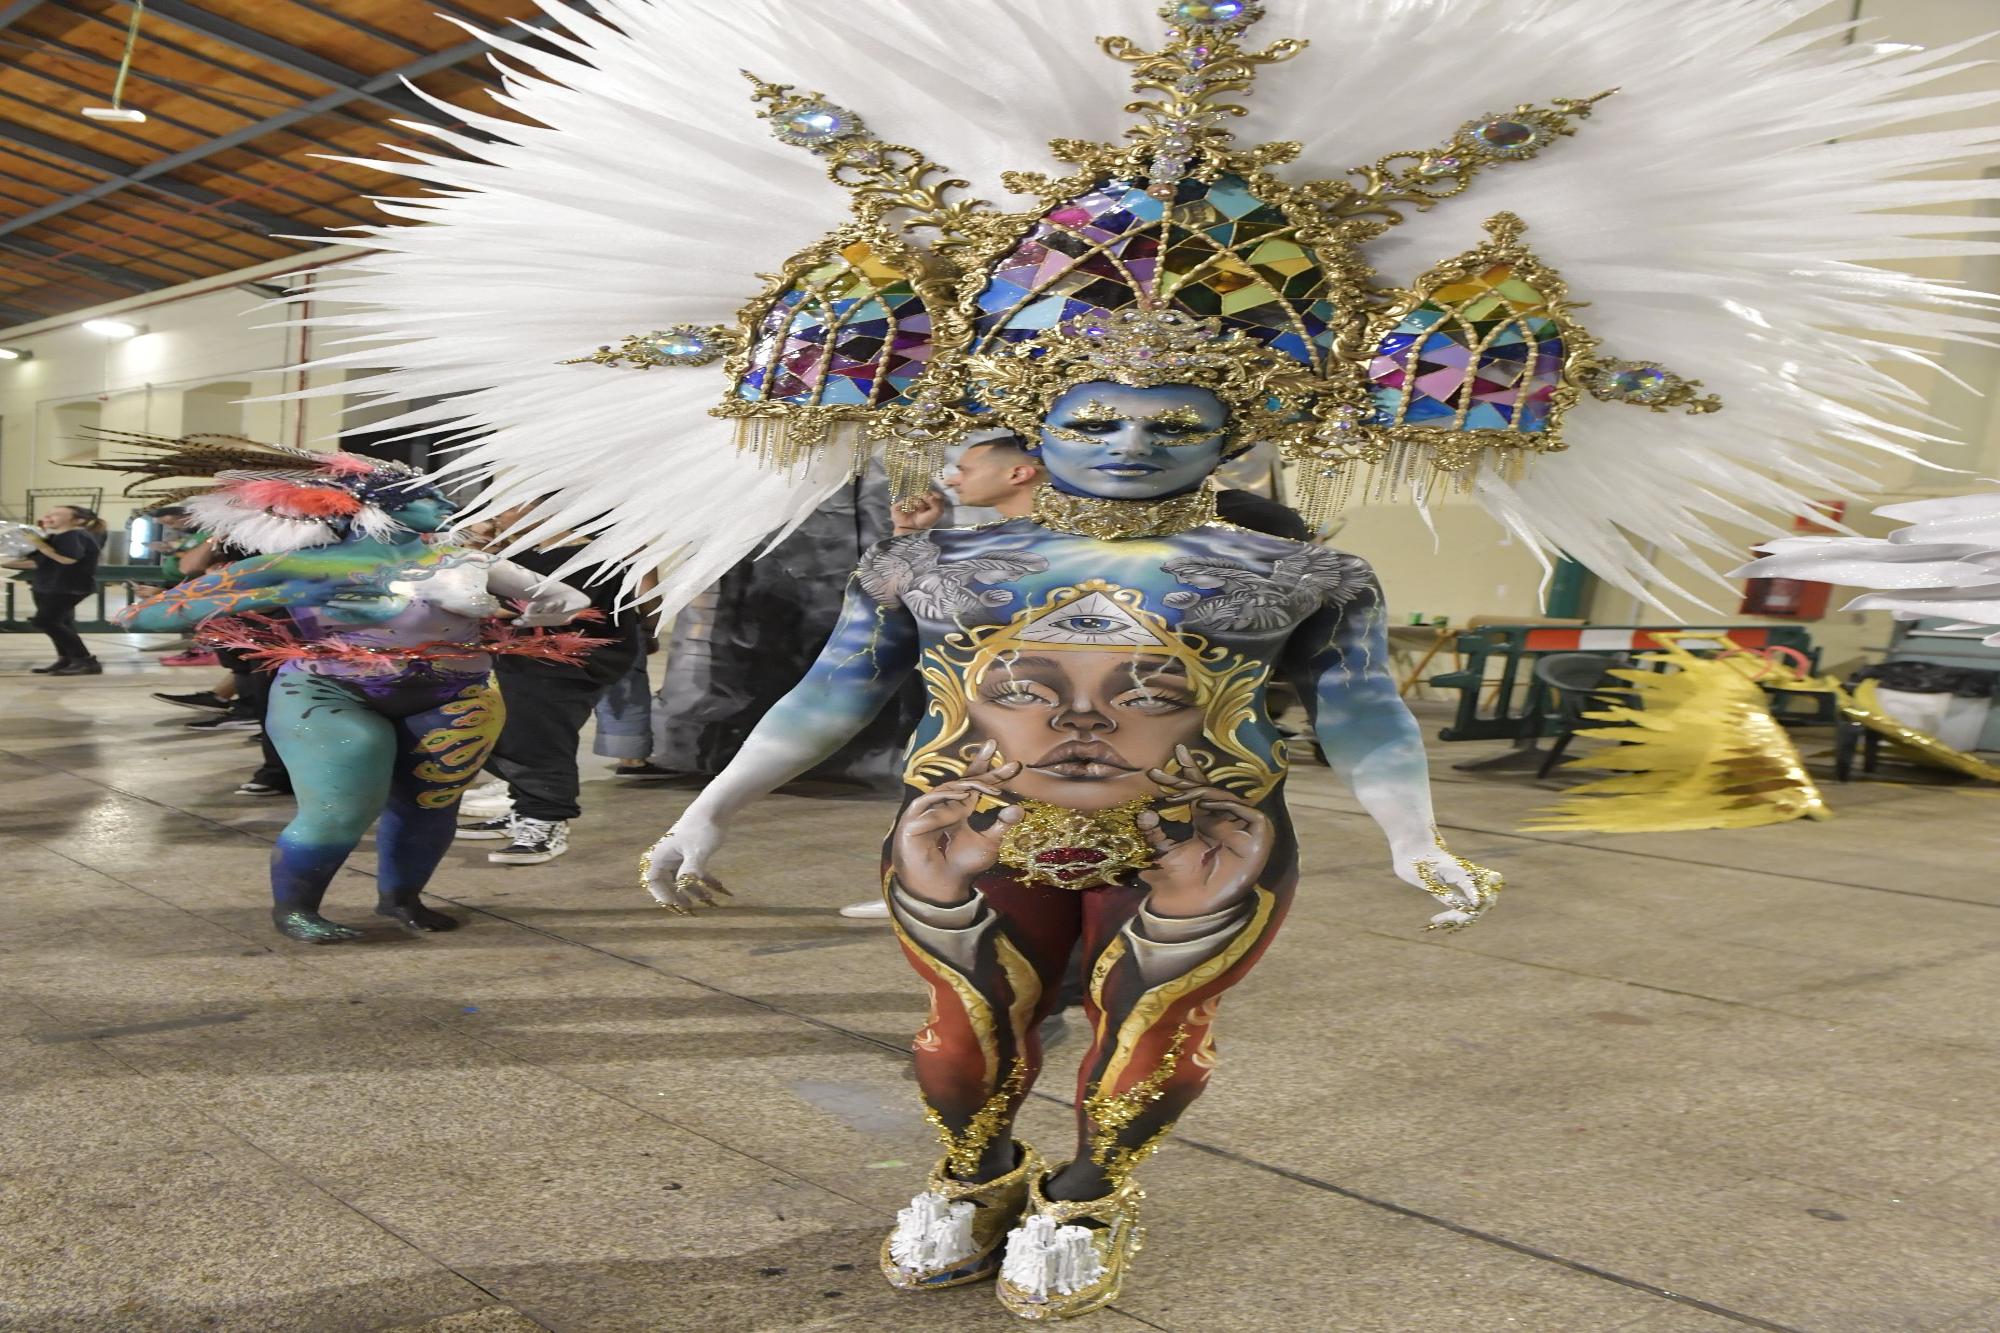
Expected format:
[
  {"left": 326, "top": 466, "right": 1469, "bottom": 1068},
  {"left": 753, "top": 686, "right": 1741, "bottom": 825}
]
[{"left": 882, "top": 868, "right": 1082, "bottom": 1291}]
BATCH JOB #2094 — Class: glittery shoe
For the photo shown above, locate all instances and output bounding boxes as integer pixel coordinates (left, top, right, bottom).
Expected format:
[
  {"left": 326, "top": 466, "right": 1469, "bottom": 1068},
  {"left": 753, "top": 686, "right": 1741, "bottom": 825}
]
[
  {"left": 881, "top": 1142, "right": 1041, "bottom": 1292},
  {"left": 995, "top": 1171, "right": 1145, "bottom": 1321}
]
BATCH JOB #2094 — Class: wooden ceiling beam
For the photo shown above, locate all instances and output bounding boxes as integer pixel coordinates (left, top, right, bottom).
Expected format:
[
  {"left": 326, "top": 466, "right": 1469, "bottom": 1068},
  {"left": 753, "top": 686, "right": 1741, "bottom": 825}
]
[
  {"left": 42, "top": 4, "right": 398, "bottom": 138},
  {"left": 0, "top": 63, "right": 382, "bottom": 228},
  {"left": 0, "top": 11, "right": 578, "bottom": 245},
  {"left": 0, "top": 113, "right": 301, "bottom": 237},
  {"left": 11, "top": 26, "right": 364, "bottom": 162},
  {"left": 0, "top": 233, "right": 171, "bottom": 294},
  {"left": 141, "top": 0, "right": 489, "bottom": 131},
  {"left": 0, "top": 157, "right": 276, "bottom": 269}
]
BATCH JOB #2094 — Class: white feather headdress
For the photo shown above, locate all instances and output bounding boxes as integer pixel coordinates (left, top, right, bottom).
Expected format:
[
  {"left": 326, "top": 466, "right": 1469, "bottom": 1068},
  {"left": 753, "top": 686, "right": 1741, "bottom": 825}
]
[{"left": 286, "top": 0, "right": 2000, "bottom": 612}]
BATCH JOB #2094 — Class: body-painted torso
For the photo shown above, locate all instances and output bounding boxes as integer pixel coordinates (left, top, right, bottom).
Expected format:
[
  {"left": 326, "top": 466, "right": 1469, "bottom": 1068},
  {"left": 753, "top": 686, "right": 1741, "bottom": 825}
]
[
  {"left": 853, "top": 516, "right": 1376, "bottom": 892},
  {"left": 278, "top": 543, "right": 500, "bottom": 681}
]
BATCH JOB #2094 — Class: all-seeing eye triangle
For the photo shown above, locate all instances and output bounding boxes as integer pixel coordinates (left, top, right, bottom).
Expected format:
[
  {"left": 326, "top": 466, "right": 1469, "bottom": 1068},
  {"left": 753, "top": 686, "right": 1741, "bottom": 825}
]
[{"left": 1013, "top": 590, "right": 1168, "bottom": 648}]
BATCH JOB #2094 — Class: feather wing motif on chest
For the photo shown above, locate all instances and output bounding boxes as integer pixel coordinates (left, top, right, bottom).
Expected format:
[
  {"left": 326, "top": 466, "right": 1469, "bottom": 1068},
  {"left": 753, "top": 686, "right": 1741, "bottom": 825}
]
[
  {"left": 1163, "top": 548, "right": 1373, "bottom": 632},
  {"left": 858, "top": 537, "right": 1048, "bottom": 619}
]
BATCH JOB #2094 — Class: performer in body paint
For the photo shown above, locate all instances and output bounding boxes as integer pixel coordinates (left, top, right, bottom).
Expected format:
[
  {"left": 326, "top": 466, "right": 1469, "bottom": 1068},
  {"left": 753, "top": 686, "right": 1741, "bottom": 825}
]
[
  {"left": 300, "top": 0, "right": 1999, "bottom": 1316},
  {"left": 642, "top": 311, "right": 1497, "bottom": 1313},
  {"left": 101, "top": 435, "right": 591, "bottom": 943}
]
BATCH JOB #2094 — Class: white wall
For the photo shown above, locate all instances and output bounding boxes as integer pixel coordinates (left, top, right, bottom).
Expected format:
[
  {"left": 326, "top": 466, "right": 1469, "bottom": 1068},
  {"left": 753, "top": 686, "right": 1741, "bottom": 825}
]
[{"left": 0, "top": 258, "right": 362, "bottom": 530}]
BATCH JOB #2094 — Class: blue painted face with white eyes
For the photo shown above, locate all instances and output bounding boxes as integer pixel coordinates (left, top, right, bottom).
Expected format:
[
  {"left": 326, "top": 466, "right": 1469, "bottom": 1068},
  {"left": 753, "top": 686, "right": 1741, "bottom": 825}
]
[
  {"left": 1035, "top": 382, "right": 1230, "bottom": 501},
  {"left": 383, "top": 493, "right": 457, "bottom": 536}
]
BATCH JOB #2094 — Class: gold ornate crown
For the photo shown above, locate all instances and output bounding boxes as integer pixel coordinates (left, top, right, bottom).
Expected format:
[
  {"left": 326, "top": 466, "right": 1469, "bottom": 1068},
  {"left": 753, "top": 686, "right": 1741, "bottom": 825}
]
[
  {"left": 962, "top": 306, "right": 1309, "bottom": 449},
  {"left": 574, "top": 0, "right": 1722, "bottom": 526}
]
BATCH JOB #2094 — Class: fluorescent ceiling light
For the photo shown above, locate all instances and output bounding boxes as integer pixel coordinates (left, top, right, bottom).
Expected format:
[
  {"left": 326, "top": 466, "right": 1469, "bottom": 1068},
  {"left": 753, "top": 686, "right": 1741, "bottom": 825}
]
[
  {"left": 83, "top": 319, "right": 144, "bottom": 339},
  {"left": 0, "top": 347, "right": 28, "bottom": 361},
  {"left": 81, "top": 106, "right": 148, "bottom": 123}
]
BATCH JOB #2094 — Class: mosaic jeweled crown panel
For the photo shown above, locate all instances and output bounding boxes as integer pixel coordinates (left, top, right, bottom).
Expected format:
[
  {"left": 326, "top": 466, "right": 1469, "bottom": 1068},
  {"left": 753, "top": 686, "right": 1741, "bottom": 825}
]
[
  {"left": 737, "top": 240, "right": 934, "bottom": 407},
  {"left": 972, "top": 174, "right": 1337, "bottom": 373},
  {"left": 1366, "top": 262, "right": 1564, "bottom": 432}
]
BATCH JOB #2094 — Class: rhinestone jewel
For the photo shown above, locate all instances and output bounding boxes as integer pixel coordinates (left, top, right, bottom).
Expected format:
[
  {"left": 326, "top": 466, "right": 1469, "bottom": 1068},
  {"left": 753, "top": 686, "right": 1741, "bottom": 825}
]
[
  {"left": 1604, "top": 363, "right": 1671, "bottom": 399},
  {"left": 774, "top": 101, "right": 862, "bottom": 149},
  {"left": 1472, "top": 117, "right": 1539, "bottom": 150},
  {"left": 1171, "top": 0, "right": 1249, "bottom": 24},
  {"left": 1417, "top": 155, "right": 1463, "bottom": 177},
  {"left": 652, "top": 329, "right": 712, "bottom": 361}
]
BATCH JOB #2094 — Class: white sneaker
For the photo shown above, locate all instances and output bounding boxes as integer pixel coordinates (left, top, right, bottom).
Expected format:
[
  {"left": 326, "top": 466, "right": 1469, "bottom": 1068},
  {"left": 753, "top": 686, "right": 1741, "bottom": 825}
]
[
  {"left": 838, "top": 899, "right": 890, "bottom": 919},
  {"left": 455, "top": 815, "right": 514, "bottom": 841},
  {"left": 459, "top": 781, "right": 513, "bottom": 818},
  {"left": 489, "top": 817, "right": 569, "bottom": 865}
]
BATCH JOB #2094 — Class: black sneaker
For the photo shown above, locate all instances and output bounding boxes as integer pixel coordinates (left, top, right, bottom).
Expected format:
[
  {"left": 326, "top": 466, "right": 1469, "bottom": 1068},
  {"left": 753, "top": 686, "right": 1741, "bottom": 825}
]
[
  {"left": 185, "top": 712, "right": 261, "bottom": 731},
  {"left": 612, "top": 761, "right": 682, "bottom": 779},
  {"left": 488, "top": 817, "right": 569, "bottom": 864},
  {"left": 49, "top": 659, "right": 102, "bottom": 676},
  {"left": 454, "top": 816, "right": 515, "bottom": 841},
  {"left": 30, "top": 660, "right": 71, "bottom": 674},
  {"left": 154, "top": 690, "right": 231, "bottom": 712},
  {"left": 235, "top": 781, "right": 289, "bottom": 797}
]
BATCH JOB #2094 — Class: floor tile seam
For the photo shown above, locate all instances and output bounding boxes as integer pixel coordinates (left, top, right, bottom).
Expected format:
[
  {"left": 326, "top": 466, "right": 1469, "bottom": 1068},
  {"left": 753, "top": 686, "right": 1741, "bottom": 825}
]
[
  {"left": 1729, "top": 1163, "right": 2000, "bottom": 1239},
  {"left": 7, "top": 832, "right": 307, "bottom": 956},
  {"left": 400, "top": 1007, "right": 901, "bottom": 1220},
  {"left": 1343, "top": 929, "right": 2000, "bottom": 1054},
  {"left": 1296, "top": 800, "right": 2000, "bottom": 911},
  {"left": 7, "top": 745, "right": 1991, "bottom": 914},
  {"left": 27, "top": 1027, "right": 553, "bottom": 1331},
  {"left": 447, "top": 901, "right": 1803, "bottom": 1333},
  {"left": 1160, "top": 1138, "right": 1810, "bottom": 1333}
]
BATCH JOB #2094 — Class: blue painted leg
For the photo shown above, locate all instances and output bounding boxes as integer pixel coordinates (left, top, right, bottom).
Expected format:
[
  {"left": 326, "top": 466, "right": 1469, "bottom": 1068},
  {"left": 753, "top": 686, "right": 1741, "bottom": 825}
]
[{"left": 265, "top": 671, "right": 396, "bottom": 943}]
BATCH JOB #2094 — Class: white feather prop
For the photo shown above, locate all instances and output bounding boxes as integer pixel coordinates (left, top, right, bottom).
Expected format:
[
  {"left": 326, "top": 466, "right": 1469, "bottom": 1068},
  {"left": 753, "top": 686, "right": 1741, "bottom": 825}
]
[
  {"left": 282, "top": 0, "right": 2000, "bottom": 610},
  {"left": 183, "top": 491, "right": 341, "bottom": 554},
  {"left": 1734, "top": 490, "right": 2000, "bottom": 644}
]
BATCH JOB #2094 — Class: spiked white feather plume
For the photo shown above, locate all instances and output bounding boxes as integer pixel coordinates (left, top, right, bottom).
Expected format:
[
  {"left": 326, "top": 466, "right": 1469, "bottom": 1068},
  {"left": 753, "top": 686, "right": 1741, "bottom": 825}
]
[
  {"left": 1735, "top": 489, "right": 2000, "bottom": 643},
  {"left": 287, "top": 0, "right": 2000, "bottom": 610}
]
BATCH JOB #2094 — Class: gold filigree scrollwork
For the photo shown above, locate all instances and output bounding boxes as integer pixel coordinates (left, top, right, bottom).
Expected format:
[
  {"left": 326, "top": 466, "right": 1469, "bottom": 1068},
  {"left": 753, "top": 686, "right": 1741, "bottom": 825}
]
[
  {"left": 1097, "top": 3, "right": 1308, "bottom": 198},
  {"left": 561, "top": 325, "right": 738, "bottom": 370},
  {"left": 743, "top": 72, "right": 999, "bottom": 253},
  {"left": 1085, "top": 1023, "right": 1190, "bottom": 1185},
  {"left": 1327, "top": 91, "right": 1617, "bottom": 227},
  {"left": 925, "top": 1060, "right": 1028, "bottom": 1180},
  {"left": 1581, "top": 358, "right": 1724, "bottom": 415}
]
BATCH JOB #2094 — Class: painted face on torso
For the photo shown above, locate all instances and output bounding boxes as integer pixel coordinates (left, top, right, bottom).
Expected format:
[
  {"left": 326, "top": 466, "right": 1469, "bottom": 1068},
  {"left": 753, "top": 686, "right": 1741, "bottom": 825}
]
[
  {"left": 1036, "top": 382, "right": 1229, "bottom": 500},
  {"left": 967, "top": 649, "right": 1201, "bottom": 811}
]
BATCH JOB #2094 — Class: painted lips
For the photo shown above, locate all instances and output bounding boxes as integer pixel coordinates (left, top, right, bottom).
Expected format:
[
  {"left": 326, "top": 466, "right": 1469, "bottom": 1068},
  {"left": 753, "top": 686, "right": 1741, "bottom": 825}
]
[{"left": 1031, "top": 740, "right": 1136, "bottom": 780}]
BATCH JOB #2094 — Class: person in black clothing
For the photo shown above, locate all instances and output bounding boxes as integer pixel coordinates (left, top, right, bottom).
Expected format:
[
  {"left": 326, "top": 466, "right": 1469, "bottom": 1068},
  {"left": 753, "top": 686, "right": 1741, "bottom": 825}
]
[
  {"left": 5, "top": 505, "right": 105, "bottom": 675},
  {"left": 457, "top": 505, "right": 645, "bottom": 864},
  {"left": 1214, "top": 485, "right": 1310, "bottom": 542}
]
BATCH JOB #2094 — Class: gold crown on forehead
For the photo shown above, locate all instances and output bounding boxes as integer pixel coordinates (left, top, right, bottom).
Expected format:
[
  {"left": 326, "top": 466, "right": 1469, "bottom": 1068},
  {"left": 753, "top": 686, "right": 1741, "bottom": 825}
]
[
  {"left": 573, "top": 0, "right": 1721, "bottom": 526},
  {"left": 964, "top": 307, "right": 1308, "bottom": 445}
]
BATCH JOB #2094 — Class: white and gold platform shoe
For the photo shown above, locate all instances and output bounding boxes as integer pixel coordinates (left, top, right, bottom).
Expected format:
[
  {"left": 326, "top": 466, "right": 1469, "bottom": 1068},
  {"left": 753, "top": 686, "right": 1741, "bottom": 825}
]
[
  {"left": 995, "top": 1169, "right": 1146, "bottom": 1320},
  {"left": 881, "top": 1141, "right": 1043, "bottom": 1291}
]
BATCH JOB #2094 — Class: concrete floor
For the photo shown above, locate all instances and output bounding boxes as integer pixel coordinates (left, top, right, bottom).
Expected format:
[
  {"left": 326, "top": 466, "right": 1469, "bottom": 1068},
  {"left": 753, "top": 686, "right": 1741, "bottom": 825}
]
[{"left": 3, "top": 633, "right": 1999, "bottom": 1333}]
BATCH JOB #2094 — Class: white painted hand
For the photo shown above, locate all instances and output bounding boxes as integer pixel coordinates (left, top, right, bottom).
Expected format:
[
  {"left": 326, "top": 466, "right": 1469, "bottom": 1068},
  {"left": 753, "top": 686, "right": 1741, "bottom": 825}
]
[
  {"left": 643, "top": 816, "right": 733, "bottom": 915},
  {"left": 1393, "top": 844, "right": 1502, "bottom": 932}
]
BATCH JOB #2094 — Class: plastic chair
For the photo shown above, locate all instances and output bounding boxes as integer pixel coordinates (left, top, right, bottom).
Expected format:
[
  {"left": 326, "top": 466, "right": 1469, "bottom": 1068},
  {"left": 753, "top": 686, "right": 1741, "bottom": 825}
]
[{"left": 1532, "top": 652, "right": 1640, "bottom": 779}]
